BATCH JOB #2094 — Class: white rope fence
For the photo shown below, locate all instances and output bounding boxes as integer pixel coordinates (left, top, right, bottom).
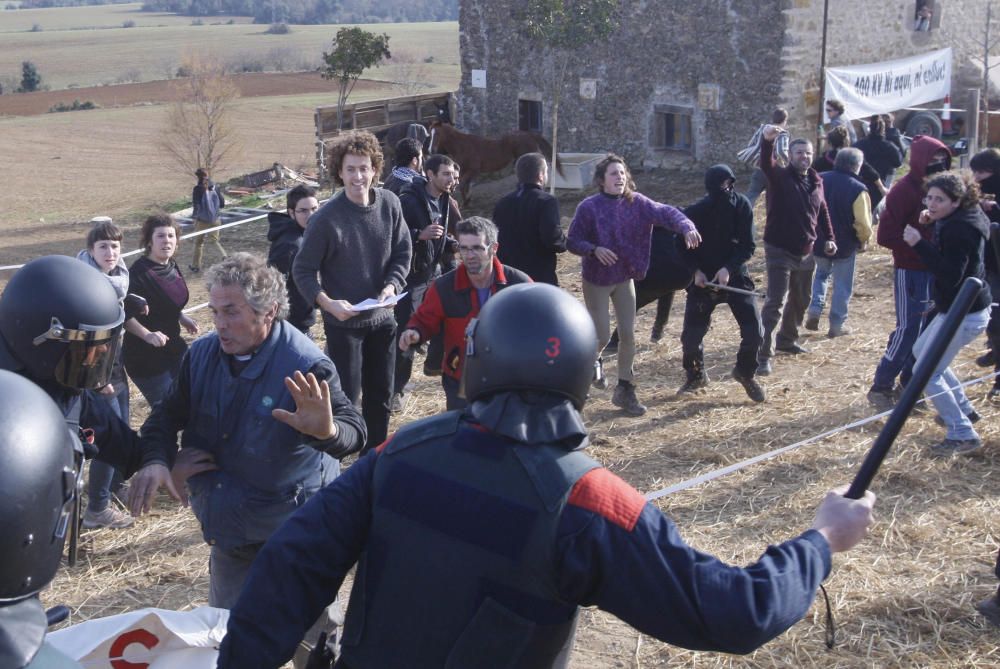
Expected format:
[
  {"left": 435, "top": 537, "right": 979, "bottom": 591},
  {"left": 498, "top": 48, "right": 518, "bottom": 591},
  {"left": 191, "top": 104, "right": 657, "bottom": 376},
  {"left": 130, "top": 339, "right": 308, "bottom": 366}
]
[
  {"left": 644, "top": 370, "right": 999, "bottom": 501},
  {"left": 0, "top": 211, "right": 272, "bottom": 272}
]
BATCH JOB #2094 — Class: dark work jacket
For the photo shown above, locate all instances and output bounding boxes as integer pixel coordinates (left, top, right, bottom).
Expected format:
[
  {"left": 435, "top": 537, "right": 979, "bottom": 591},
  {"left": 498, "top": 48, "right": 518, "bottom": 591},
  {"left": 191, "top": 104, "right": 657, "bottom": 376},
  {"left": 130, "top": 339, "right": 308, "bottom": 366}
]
[
  {"left": 913, "top": 206, "right": 992, "bottom": 314},
  {"left": 975, "top": 173, "right": 1000, "bottom": 280},
  {"left": 817, "top": 169, "right": 867, "bottom": 259},
  {"left": 218, "top": 391, "right": 834, "bottom": 668},
  {"left": 338, "top": 411, "right": 599, "bottom": 668},
  {"left": 399, "top": 177, "right": 453, "bottom": 286},
  {"left": 140, "top": 320, "right": 365, "bottom": 550},
  {"left": 266, "top": 212, "right": 314, "bottom": 334},
  {"left": 853, "top": 134, "right": 903, "bottom": 182},
  {"left": 683, "top": 165, "right": 754, "bottom": 285},
  {"left": 493, "top": 183, "right": 567, "bottom": 286}
]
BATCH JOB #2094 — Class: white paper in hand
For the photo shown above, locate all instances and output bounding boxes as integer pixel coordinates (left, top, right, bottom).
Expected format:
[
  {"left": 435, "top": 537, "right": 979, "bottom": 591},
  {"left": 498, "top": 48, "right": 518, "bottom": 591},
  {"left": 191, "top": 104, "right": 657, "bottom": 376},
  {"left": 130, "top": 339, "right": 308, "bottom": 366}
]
[{"left": 351, "top": 292, "right": 407, "bottom": 311}]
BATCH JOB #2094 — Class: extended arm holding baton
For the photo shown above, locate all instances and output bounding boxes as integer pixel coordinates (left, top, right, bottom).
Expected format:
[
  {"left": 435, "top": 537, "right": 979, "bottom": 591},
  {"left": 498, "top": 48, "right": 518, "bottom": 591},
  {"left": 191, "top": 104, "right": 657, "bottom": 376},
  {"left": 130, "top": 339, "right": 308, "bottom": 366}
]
[
  {"left": 704, "top": 281, "right": 765, "bottom": 298},
  {"left": 846, "top": 277, "right": 984, "bottom": 499}
]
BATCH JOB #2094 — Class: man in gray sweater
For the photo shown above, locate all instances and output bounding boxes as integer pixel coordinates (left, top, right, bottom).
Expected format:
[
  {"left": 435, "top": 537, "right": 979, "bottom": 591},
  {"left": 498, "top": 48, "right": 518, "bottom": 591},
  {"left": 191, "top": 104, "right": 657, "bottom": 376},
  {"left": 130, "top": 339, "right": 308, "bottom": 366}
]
[{"left": 293, "top": 131, "right": 411, "bottom": 451}]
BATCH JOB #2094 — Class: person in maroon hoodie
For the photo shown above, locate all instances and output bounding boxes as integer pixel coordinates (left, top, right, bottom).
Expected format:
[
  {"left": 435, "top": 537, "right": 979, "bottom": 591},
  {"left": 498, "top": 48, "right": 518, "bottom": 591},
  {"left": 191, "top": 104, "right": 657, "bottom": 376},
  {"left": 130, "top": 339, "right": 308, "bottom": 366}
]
[
  {"left": 755, "top": 126, "right": 836, "bottom": 376},
  {"left": 866, "top": 135, "right": 952, "bottom": 410}
]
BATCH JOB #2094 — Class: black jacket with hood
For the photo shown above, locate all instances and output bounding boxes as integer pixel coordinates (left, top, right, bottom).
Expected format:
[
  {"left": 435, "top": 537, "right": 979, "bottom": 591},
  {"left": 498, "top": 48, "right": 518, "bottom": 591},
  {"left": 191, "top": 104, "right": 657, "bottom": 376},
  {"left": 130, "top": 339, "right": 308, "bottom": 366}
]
[
  {"left": 266, "top": 211, "right": 314, "bottom": 331},
  {"left": 683, "top": 164, "right": 755, "bottom": 288},
  {"left": 913, "top": 205, "right": 992, "bottom": 314}
]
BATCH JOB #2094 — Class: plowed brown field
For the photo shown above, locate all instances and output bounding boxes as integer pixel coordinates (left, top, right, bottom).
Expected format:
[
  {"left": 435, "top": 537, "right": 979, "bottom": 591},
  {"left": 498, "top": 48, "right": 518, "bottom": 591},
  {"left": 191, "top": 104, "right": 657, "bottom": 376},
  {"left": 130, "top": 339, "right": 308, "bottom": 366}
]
[{"left": 0, "top": 72, "right": 380, "bottom": 117}]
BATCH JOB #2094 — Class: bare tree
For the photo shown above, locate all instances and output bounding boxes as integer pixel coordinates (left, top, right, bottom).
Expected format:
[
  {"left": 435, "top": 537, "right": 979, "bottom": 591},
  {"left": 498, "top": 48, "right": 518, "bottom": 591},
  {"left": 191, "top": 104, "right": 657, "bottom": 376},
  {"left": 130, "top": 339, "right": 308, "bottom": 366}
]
[
  {"left": 159, "top": 54, "right": 243, "bottom": 176},
  {"left": 389, "top": 50, "right": 431, "bottom": 97},
  {"left": 970, "top": 2, "right": 1000, "bottom": 142}
]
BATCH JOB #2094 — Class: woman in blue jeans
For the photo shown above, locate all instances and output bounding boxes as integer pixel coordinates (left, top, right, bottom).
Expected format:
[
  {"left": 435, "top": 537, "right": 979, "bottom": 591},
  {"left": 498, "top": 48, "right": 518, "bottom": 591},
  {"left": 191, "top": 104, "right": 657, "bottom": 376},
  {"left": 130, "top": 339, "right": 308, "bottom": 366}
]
[{"left": 903, "top": 171, "right": 992, "bottom": 455}]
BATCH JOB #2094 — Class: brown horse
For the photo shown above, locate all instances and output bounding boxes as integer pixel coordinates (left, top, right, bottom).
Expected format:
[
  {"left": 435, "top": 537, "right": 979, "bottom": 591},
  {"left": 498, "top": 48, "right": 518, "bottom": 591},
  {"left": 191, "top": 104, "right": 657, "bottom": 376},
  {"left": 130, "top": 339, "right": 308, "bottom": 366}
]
[{"left": 428, "top": 121, "right": 561, "bottom": 205}]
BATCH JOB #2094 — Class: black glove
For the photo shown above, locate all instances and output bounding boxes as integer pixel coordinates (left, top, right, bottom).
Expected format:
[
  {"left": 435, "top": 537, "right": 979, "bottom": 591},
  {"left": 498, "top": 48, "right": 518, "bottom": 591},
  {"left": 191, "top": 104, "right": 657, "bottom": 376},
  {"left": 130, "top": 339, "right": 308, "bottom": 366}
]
[{"left": 304, "top": 631, "right": 335, "bottom": 669}]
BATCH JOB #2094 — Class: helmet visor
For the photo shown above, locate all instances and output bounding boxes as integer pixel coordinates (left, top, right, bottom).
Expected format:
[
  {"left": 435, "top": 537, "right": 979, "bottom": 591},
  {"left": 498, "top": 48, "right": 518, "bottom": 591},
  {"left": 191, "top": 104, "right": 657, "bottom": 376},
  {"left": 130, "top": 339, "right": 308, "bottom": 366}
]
[{"left": 33, "top": 314, "right": 124, "bottom": 390}]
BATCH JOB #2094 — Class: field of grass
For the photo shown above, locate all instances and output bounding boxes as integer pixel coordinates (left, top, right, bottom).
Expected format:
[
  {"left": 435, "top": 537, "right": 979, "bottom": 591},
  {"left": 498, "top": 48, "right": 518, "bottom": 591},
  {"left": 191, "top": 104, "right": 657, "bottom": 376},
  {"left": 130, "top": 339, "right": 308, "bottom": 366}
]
[
  {"left": 0, "top": 2, "right": 253, "bottom": 33},
  {"left": 0, "top": 5, "right": 459, "bottom": 90}
]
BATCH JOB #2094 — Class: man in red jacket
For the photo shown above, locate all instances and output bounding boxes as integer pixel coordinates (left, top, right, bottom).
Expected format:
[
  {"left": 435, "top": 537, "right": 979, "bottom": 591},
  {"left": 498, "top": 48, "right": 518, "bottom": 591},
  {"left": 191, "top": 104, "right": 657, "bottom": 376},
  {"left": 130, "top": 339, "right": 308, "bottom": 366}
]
[
  {"left": 399, "top": 216, "right": 532, "bottom": 409},
  {"left": 867, "top": 135, "right": 952, "bottom": 409}
]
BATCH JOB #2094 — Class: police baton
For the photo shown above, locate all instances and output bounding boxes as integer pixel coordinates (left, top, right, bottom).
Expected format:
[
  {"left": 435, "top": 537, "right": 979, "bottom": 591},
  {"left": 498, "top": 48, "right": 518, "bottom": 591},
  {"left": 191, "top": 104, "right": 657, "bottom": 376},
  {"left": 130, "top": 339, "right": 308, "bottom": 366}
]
[{"left": 845, "top": 277, "right": 983, "bottom": 499}]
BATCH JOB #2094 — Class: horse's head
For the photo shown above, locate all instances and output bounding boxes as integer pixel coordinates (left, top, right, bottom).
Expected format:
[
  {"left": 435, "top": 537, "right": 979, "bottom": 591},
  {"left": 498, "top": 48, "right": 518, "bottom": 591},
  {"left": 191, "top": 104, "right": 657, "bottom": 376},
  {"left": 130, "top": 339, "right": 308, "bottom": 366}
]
[{"left": 435, "top": 102, "right": 452, "bottom": 124}]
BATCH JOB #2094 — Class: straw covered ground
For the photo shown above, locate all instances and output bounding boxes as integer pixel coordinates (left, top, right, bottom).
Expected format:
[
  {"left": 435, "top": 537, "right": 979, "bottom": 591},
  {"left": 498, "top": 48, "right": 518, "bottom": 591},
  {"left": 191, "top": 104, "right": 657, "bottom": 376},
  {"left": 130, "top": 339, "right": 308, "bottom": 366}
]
[{"left": 43, "top": 171, "right": 1000, "bottom": 668}]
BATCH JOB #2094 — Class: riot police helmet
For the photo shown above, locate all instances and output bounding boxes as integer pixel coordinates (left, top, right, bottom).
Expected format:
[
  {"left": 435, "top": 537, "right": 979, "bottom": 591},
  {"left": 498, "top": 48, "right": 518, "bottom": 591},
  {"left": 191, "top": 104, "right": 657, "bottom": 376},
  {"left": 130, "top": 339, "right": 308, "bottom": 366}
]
[
  {"left": 463, "top": 283, "right": 598, "bottom": 409},
  {"left": 0, "top": 370, "right": 79, "bottom": 601},
  {"left": 0, "top": 255, "right": 125, "bottom": 390}
]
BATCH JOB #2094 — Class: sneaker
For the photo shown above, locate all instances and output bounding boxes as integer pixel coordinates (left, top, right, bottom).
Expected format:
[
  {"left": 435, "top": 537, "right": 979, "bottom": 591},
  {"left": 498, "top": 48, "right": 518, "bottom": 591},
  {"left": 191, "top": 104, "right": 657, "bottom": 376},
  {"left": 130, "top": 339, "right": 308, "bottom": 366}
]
[
  {"left": 732, "top": 368, "right": 766, "bottom": 403},
  {"left": 929, "top": 437, "right": 983, "bottom": 456},
  {"left": 677, "top": 374, "right": 709, "bottom": 394},
  {"left": 389, "top": 392, "right": 407, "bottom": 414},
  {"left": 827, "top": 324, "right": 851, "bottom": 338},
  {"left": 776, "top": 342, "right": 810, "bottom": 354},
  {"left": 989, "top": 386, "right": 1000, "bottom": 402},
  {"left": 82, "top": 506, "right": 134, "bottom": 529},
  {"left": 976, "top": 350, "right": 996, "bottom": 368},
  {"left": 592, "top": 358, "right": 608, "bottom": 390},
  {"left": 934, "top": 410, "right": 981, "bottom": 427},
  {"left": 975, "top": 595, "right": 1000, "bottom": 627},
  {"left": 867, "top": 387, "right": 895, "bottom": 411},
  {"left": 757, "top": 359, "right": 772, "bottom": 376},
  {"left": 612, "top": 382, "right": 647, "bottom": 416},
  {"left": 804, "top": 315, "right": 820, "bottom": 332}
]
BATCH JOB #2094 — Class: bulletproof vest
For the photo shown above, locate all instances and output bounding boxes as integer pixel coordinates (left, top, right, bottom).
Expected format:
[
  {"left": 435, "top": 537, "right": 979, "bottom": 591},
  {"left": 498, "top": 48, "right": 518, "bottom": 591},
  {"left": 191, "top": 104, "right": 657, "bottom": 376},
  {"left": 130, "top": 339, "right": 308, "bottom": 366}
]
[{"left": 339, "top": 412, "right": 600, "bottom": 669}]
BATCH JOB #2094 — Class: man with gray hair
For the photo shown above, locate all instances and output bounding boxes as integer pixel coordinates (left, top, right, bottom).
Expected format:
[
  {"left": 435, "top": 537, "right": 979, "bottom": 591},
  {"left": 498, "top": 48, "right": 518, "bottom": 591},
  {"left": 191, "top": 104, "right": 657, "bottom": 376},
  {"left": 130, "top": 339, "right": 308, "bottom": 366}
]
[
  {"left": 805, "top": 147, "right": 873, "bottom": 338},
  {"left": 493, "top": 152, "right": 566, "bottom": 285},
  {"left": 130, "top": 252, "right": 366, "bottom": 619},
  {"left": 399, "top": 217, "right": 532, "bottom": 409}
]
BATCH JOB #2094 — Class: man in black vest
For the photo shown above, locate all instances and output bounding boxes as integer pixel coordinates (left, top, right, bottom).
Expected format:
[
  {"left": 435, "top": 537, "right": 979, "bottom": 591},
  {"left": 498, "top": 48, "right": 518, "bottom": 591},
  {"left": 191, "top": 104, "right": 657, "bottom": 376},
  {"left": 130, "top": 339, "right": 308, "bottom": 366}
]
[
  {"left": 493, "top": 152, "right": 567, "bottom": 285},
  {"left": 218, "top": 284, "right": 876, "bottom": 669}
]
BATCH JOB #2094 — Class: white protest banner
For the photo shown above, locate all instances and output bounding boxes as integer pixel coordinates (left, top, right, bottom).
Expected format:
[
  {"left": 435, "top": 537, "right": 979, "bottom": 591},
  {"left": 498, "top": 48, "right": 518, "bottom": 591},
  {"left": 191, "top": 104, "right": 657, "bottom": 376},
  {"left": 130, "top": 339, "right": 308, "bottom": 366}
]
[
  {"left": 47, "top": 606, "right": 228, "bottom": 668},
  {"left": 825, "top": 48, "right": 952, "bottom": 120}
]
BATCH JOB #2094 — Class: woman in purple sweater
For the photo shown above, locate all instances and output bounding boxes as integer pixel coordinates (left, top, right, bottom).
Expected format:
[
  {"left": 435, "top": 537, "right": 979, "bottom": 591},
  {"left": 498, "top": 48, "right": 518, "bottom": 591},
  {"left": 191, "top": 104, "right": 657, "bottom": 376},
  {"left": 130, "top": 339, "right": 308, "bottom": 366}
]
[{"left": 567, "top": 155, "right": 700, "bottom": 415}]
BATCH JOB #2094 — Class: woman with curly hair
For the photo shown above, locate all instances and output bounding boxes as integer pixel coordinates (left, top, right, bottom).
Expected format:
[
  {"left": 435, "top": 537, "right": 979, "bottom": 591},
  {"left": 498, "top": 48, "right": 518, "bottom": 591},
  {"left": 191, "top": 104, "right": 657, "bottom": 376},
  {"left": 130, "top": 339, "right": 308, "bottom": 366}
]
[{"left": 903, "top": 170, "right": 992, "bottom": 454}]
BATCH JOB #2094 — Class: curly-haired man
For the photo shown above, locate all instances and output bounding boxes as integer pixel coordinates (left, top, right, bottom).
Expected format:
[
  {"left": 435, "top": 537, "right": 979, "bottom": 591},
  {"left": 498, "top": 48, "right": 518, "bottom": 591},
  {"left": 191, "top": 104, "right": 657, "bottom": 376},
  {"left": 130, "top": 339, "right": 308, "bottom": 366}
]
[{"left": 293, "top": 131, "right": 412, "bottom": 451}]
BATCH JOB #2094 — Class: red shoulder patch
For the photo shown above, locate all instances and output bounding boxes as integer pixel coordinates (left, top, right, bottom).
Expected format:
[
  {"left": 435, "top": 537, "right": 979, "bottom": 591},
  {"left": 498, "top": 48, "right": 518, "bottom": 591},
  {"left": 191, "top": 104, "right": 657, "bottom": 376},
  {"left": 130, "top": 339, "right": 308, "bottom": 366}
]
[
  {"left": 374, "top": 434, "right": 395, "bottom": 454},
  {"left": 567, "top": 468, "right": 645, "bottom": 532}
]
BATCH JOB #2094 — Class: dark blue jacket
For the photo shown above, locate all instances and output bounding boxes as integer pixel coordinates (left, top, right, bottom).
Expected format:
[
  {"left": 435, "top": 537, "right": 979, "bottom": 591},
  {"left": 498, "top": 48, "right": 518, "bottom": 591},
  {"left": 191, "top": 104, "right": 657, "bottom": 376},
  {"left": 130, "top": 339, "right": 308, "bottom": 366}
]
[
  {"left": 141, "top": 320, "right": 365, "bottom": 550},
  {"left": 218, "top": 394, "right": 832, "bottom": 668},
  {"left": 818, "top": 169, "right": 867, "bottom": 259}
]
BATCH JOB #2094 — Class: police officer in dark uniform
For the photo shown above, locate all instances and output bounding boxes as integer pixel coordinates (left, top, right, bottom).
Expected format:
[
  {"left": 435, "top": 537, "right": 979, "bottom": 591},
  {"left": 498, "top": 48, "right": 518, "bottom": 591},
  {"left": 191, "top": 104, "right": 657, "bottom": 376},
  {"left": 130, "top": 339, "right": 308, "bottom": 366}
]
[
  {"left": 0, "top": 256, "right": 178, "bottom": 504},
  {"left": 217, "top": 283, "right": 876, "bottom": 669},
  {"left": 0, "top": 371, "right": 85, "bottom": 668}
]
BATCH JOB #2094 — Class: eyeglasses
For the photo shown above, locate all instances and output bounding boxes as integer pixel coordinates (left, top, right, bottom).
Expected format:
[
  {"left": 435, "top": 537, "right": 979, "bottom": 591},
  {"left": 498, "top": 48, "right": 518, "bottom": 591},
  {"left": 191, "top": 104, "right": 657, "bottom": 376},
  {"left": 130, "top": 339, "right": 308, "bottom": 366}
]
[{"left": 458, "top": 244, "right": 489, "bottom": 255}]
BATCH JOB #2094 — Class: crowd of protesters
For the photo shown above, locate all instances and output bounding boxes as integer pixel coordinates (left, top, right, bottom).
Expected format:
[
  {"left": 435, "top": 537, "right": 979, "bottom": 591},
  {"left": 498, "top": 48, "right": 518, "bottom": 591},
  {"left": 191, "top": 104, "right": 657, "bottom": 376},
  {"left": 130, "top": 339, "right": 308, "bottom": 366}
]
[{"left": 6, "top": 108, "right": 998, "bottom": 669}]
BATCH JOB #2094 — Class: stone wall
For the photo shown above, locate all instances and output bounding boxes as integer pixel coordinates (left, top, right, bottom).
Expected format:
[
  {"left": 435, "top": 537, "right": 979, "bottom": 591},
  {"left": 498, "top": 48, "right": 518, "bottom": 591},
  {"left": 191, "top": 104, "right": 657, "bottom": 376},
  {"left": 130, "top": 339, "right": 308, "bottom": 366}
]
[
  {"left": 781, "top": 0, "right": 990, "bottom": 142},
  {"left": 458, "top": 0, "right": 990, "bottom": 172}
]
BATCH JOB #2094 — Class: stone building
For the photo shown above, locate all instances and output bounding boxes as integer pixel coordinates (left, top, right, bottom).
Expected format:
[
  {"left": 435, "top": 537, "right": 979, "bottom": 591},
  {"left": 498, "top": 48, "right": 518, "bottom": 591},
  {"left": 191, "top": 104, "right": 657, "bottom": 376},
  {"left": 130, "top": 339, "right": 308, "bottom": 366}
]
[{"left": 457, "top": 0, "right": 990, "bottom": 169}]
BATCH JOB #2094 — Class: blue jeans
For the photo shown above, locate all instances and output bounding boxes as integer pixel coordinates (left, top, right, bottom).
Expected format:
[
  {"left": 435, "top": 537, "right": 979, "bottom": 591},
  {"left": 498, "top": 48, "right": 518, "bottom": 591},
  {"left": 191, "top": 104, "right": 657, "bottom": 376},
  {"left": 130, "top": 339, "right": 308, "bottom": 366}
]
[
  {"left": 807, "top": 254, "right": 857, "bottom": 328},
  {"left": 132, "top": 367, "right": 178, "bottom": 410},
  {"left": 86, "top": 384, "right": 129, "bottom": 512},
  {"left": 912, "top": 308, "right": 990, "bottom": 440},
  {"left": 871, "top": 268, "right": 932, "bottom": 392}
]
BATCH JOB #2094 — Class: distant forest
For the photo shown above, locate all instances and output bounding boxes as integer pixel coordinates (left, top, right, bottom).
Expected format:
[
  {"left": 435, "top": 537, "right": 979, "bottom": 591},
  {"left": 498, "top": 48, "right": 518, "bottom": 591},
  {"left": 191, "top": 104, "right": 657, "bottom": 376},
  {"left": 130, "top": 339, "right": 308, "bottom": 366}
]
[{"left": 13, "top": 0, "right": 458, "bottom": 23}]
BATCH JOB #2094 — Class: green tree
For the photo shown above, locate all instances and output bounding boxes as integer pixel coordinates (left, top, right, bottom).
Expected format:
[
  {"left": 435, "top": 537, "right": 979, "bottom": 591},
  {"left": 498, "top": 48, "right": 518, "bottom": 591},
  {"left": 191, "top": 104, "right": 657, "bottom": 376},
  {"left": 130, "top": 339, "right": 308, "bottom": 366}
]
[
  {"left": 320, "top": 27, "right": 391, "bottom": 130},
  {"left": 518, "top": 0, "right": 619, "bottom": 193},
  {"left": 18, "top": 60, "right": 42, "bottom": 93}
]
